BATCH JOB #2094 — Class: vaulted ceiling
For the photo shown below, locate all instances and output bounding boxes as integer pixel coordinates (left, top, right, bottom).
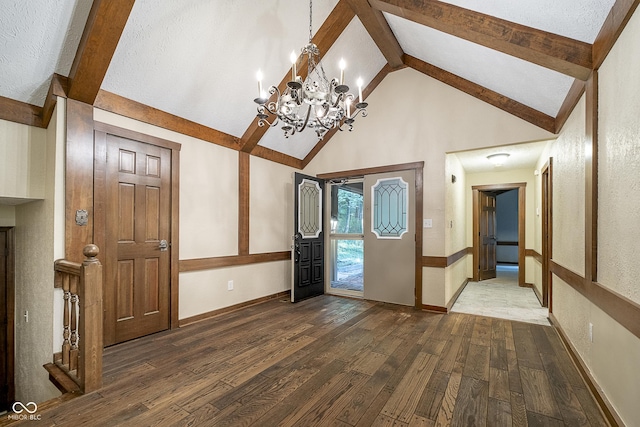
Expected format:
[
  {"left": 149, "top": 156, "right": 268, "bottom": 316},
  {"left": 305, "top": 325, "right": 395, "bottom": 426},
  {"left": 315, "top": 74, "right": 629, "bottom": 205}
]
[{"left": 1, "top": 0, "right": 637, "bottom": 169}]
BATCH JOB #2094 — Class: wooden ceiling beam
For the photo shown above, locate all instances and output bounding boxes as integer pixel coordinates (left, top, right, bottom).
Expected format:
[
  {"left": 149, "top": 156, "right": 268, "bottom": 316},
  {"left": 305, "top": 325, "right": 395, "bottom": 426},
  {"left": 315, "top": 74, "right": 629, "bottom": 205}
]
[
  {"left": 554, "top": 78, "right": 586, "bottom": 134},
  {"left": 0, "top": 96, "right": 43, "bottom": 128},
  {"left": 67, "top": 0, "right": 135, "bottom": 105},
  {"left": 95, "top": 90, "right": 241, "bottom": 150},
  {"left": 344, "top": 0, "right": 404, "bottom": 69},
  {"left": 404, "top": 55, "right": 556, "bottom": 133},
  {"left": 593, "top": 0, "right": 640, "bottom": 68},
  {"left": 370, "top": 0, "right": 593, "bottom": 80},
  {"left": 0, "top": 74, "right": 68, "bottom": 128},
  {"left": 239, "top": 0, "right": 355, "bottom": 154},
  {"left": 302, "top": 63, "right": 393, "bottom": 168}
]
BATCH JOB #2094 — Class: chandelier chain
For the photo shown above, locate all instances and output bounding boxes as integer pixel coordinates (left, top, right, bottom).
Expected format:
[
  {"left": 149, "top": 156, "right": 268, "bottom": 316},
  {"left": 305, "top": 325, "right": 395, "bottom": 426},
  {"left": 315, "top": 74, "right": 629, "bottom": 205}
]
[{"left": 309, "top": 0, "right": 313, "bottom": 43}]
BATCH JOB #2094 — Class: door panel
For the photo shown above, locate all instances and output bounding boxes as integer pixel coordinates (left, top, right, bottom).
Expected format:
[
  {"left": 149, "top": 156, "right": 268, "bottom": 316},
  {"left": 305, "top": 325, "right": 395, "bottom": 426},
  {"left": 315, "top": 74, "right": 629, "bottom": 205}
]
[
  {"left": 364, "top": 170, "right": 415, "bottom": 306},
  {"left": 105, "top": 135, "right": 171, "bottom": 345},
  {"left": 479, "top": 192, "right": 497, "bottom": 280},
  {"left": 292, "top": 173, "right": 325, "bottom": 302}
]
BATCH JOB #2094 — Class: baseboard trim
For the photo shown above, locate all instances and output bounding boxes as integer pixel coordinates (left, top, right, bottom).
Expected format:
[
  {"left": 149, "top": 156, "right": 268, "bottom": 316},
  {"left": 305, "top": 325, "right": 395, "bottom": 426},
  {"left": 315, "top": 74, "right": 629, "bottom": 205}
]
[
  {"left": 446, "top": 278, "right": 471, "bottom": 311},
  {"left": 420, "top": 304, "right": 448, "bottom": 313},
  {"left": 178, "top": 290, "right": 290, "bottom": 327},
  {"left": 548, "top": 313, "right": 623, "bottom": 427},
  {"left": 532, "top": 284, "right": 543, "bottom": 306}
]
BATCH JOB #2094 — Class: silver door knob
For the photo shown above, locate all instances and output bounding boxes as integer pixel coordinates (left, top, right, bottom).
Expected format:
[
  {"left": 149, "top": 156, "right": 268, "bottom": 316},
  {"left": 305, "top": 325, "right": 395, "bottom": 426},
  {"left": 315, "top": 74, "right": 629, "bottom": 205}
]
[{"left": 159, "top": 240, "right": 168, "bottom": 251}]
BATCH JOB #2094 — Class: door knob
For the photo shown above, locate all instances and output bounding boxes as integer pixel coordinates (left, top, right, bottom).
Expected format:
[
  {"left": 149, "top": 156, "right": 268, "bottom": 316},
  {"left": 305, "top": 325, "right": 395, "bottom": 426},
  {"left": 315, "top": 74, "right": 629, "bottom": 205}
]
[{"left": 159, "top": 240, "right": 168, "bottom": 251}]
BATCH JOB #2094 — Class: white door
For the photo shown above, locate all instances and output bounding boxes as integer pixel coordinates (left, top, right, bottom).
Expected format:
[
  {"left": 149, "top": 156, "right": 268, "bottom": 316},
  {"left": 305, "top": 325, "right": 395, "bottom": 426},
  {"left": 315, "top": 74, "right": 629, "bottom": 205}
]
[{"left": 363, "top": 170, "right": 415, "bottom": 306}]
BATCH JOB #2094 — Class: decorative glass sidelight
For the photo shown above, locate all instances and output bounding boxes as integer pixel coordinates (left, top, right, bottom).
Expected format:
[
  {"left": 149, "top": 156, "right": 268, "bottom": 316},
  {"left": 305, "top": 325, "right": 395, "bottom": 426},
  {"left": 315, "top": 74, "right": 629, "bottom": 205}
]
[
  {"left": 371, "top": 177, "right": 408, "bottom": 239},
  {"left": 298, "top": 179, "right": 322, "bottom": 238}
]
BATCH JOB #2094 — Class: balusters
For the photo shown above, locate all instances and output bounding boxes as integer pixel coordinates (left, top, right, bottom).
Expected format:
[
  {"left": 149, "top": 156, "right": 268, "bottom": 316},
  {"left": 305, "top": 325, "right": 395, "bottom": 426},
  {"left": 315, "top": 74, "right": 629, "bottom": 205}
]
[
  {"left": 59, "top": 266, "right": 80, "bottom": 372},
  {"left": 62, "top": 289, "right": 70, "bottom": 366},
  {"left": 69, "top": 296, "right": 79, "bottom": 372},
  {"left": 53, "top": 244, "right": 103, "bottom": 393}
]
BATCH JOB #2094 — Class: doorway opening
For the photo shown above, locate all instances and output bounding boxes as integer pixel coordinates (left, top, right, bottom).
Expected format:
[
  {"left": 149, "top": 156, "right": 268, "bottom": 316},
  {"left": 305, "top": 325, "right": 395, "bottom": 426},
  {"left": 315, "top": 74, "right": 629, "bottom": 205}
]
[
  {"left": 329, "top": 180, "right": 364, "bottom": 295},
  {"left": 472, "top": 182, "right": 526, "bottom": 286},
  {"left": 0, "top": 227, "right": 15, "bottom": 412},
  {"left": 496, "top": 189, "right": 520, "bottom": 281}
]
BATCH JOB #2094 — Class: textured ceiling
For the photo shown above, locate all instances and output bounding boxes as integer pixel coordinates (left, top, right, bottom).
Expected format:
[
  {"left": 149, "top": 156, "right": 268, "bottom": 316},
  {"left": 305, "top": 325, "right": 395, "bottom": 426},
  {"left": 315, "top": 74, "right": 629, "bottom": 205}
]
[
  {"left": 102, "top": 0, "right": 339, "bottom": 138},
  {"left": 453, "top": 140, "right": 551, "bottom": 174},
  {"left": 0, "top": 0, "right": 92, "bottom": 106},
  {"left": 0, "top": 0, "right": 623, "bottom": 162},
  {"left": 385, "top": 13, "right": 575, "bottom": 117}
]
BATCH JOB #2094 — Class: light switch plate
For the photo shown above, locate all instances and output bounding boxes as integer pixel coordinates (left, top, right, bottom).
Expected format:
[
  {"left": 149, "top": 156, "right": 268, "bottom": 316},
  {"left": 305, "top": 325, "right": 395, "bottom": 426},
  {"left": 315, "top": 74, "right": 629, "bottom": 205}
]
[{"left": 423, "top": 219, "right": 433, "bottom": 228}]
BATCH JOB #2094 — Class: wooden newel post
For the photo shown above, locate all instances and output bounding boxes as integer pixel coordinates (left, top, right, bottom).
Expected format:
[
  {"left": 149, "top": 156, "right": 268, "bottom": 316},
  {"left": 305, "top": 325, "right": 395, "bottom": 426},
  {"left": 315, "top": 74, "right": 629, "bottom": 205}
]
[{"left": 78, "top": 244, "right": 103, "bottom": 392}]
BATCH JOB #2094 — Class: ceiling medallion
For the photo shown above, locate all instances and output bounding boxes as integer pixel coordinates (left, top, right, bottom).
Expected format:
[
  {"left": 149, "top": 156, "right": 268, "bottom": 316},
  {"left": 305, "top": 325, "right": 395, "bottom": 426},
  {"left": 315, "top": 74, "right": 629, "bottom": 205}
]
[{"left": 254, "top": 0, "right": 368, "bottom": 140}]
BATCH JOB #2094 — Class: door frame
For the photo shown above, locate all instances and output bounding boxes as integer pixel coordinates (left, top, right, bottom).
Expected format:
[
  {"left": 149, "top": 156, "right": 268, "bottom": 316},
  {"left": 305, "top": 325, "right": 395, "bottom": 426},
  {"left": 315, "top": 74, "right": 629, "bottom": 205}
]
[
  {"left": 0, "top": 227, "right": 15, "bottom": 410},
  {"left": 541, "top": 159, "right": 553, "bottom": 309},
  {"left": 318, "top": 161, "right": 424, "bottom": 307},
  {"left": 472, "top": 183, "right": 526, "bottom": 286},
  {"left": 93, "top": 122, "right": 181, "bottom": 342},
  {"left": 326, "top": 178, "right": 365, "bottom": 299}
]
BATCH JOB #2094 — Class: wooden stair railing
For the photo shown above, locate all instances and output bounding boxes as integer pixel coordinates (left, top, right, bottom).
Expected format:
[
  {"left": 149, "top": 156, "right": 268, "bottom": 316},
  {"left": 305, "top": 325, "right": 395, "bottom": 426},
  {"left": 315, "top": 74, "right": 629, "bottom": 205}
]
[{"left": 45, "top": 244, "right": 103, "bottom": 394}]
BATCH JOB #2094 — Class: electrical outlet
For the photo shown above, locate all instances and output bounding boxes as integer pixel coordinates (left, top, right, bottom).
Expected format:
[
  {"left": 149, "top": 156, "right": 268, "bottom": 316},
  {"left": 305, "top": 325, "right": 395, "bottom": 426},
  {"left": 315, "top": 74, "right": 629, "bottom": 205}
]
[
  {"left": 227, "top": 280, "right": 234, "bottom": 291},
  {"left": 589, "top": 323, "right": 593, "bottom": 342}
]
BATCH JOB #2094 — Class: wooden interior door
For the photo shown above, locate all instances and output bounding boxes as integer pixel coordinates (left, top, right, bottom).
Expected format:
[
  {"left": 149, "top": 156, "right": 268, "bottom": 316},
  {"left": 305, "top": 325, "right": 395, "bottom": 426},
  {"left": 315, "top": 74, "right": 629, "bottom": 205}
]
[
  {"left": 292, "top": 172, "right": 325, "bottom": 302},
  {"left": 104, "top": 135, "right": 171, "bottom": 346},
  {"left": 479, "top": 191, "right": 497, "bottom": 280},
  {"left": 0, "top": 228, "right": 14, "bottom": 411}
]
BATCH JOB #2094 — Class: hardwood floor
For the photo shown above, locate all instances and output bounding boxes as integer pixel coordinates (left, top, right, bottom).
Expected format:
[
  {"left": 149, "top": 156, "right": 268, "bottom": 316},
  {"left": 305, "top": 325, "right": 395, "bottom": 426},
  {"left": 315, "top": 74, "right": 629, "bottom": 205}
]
[{"left": 4, "top": 295, "right": 608, "bottom": 426}]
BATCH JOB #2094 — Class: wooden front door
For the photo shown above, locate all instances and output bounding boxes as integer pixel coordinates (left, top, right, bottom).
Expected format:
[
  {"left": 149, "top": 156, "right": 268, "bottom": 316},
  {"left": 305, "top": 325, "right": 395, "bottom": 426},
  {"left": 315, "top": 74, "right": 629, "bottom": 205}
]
[
  {"left": 479, "top": 191, "right": 497, "bottom": 280},
  {"left": 104, "top": 135, "right": 171, "bottom": 346},
  {"left": 292, "top": 172, "right": 325, "bottom": 302}
]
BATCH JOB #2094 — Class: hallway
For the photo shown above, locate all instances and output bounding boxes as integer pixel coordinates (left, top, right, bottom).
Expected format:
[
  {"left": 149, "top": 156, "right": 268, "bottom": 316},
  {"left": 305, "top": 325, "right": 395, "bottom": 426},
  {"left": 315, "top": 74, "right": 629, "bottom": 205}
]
[{"left": 451, "top": 265, "right": 549, "bottom": 326}]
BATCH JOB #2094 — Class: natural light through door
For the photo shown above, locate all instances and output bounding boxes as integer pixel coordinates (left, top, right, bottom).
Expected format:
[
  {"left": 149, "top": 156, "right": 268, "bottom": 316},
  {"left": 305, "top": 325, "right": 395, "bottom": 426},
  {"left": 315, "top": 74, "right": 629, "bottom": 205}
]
[{"left": 328, "top": 180, "right": 364, "bottom": 296}]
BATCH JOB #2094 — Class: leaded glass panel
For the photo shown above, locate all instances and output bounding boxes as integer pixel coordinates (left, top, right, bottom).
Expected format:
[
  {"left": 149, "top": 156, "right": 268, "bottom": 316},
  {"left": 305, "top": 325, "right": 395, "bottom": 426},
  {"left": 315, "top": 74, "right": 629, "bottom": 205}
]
[
  {"left": 298, "top": 179, "right": 322, "bottom": 238},
  {"left": 371, "top": 177, "right": 408, "bottom": 239}
]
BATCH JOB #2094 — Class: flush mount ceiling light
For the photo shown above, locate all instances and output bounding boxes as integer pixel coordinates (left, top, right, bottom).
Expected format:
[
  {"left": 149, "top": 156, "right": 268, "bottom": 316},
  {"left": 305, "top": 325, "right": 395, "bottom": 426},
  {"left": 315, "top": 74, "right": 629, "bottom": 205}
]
[
  {"left": 253, "top": 0, "right": 368, "bottom": 140},
  {"left": 487, "top": 153, "right": 510, "bottom": 166}
]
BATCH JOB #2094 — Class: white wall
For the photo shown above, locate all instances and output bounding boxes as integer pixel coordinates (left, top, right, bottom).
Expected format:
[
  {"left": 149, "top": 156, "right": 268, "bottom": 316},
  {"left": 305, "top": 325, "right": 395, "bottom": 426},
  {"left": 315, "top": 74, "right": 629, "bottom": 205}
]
[
  {"left": 304, "top": 67, "right": 553, "bottom": 306},
  {"left": 0, "top": 205, "right": 15, "bottom": 226},
  {"left": 249, "top": 156, "right": 295, "bottom": 254},
  {"left": 0, "top": 119, "right": 46, "bottom": 200},
  {"left": 546, "top": 8, "right": 640, "bottom": 425},
  {"left": 444, "top": 153, "right": 468, "bottom": 304},
  {"left": 12, "top": 101, "right": 65, "bottom": 404}
]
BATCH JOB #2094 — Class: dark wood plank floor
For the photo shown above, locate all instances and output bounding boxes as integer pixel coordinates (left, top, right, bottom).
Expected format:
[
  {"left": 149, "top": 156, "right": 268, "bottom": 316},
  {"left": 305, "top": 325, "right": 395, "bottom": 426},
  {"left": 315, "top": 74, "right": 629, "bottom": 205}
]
[{"left": 5, "top": 295, "right": 608, "bottom": 426}]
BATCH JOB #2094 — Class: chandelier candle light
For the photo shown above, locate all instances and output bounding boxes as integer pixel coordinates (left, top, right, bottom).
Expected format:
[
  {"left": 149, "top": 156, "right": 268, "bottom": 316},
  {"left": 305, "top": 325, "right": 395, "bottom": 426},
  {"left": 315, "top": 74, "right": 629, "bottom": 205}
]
[{"left": 253, "top": 0, "right": 368, "bottom": 140}]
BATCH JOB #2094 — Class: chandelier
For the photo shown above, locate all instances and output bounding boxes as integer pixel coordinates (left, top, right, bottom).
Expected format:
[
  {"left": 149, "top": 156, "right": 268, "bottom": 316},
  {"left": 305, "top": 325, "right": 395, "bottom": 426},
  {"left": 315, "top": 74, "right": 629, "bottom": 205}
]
[{"left": 253, "top": 0, "right": 368, "bottom": 140}]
